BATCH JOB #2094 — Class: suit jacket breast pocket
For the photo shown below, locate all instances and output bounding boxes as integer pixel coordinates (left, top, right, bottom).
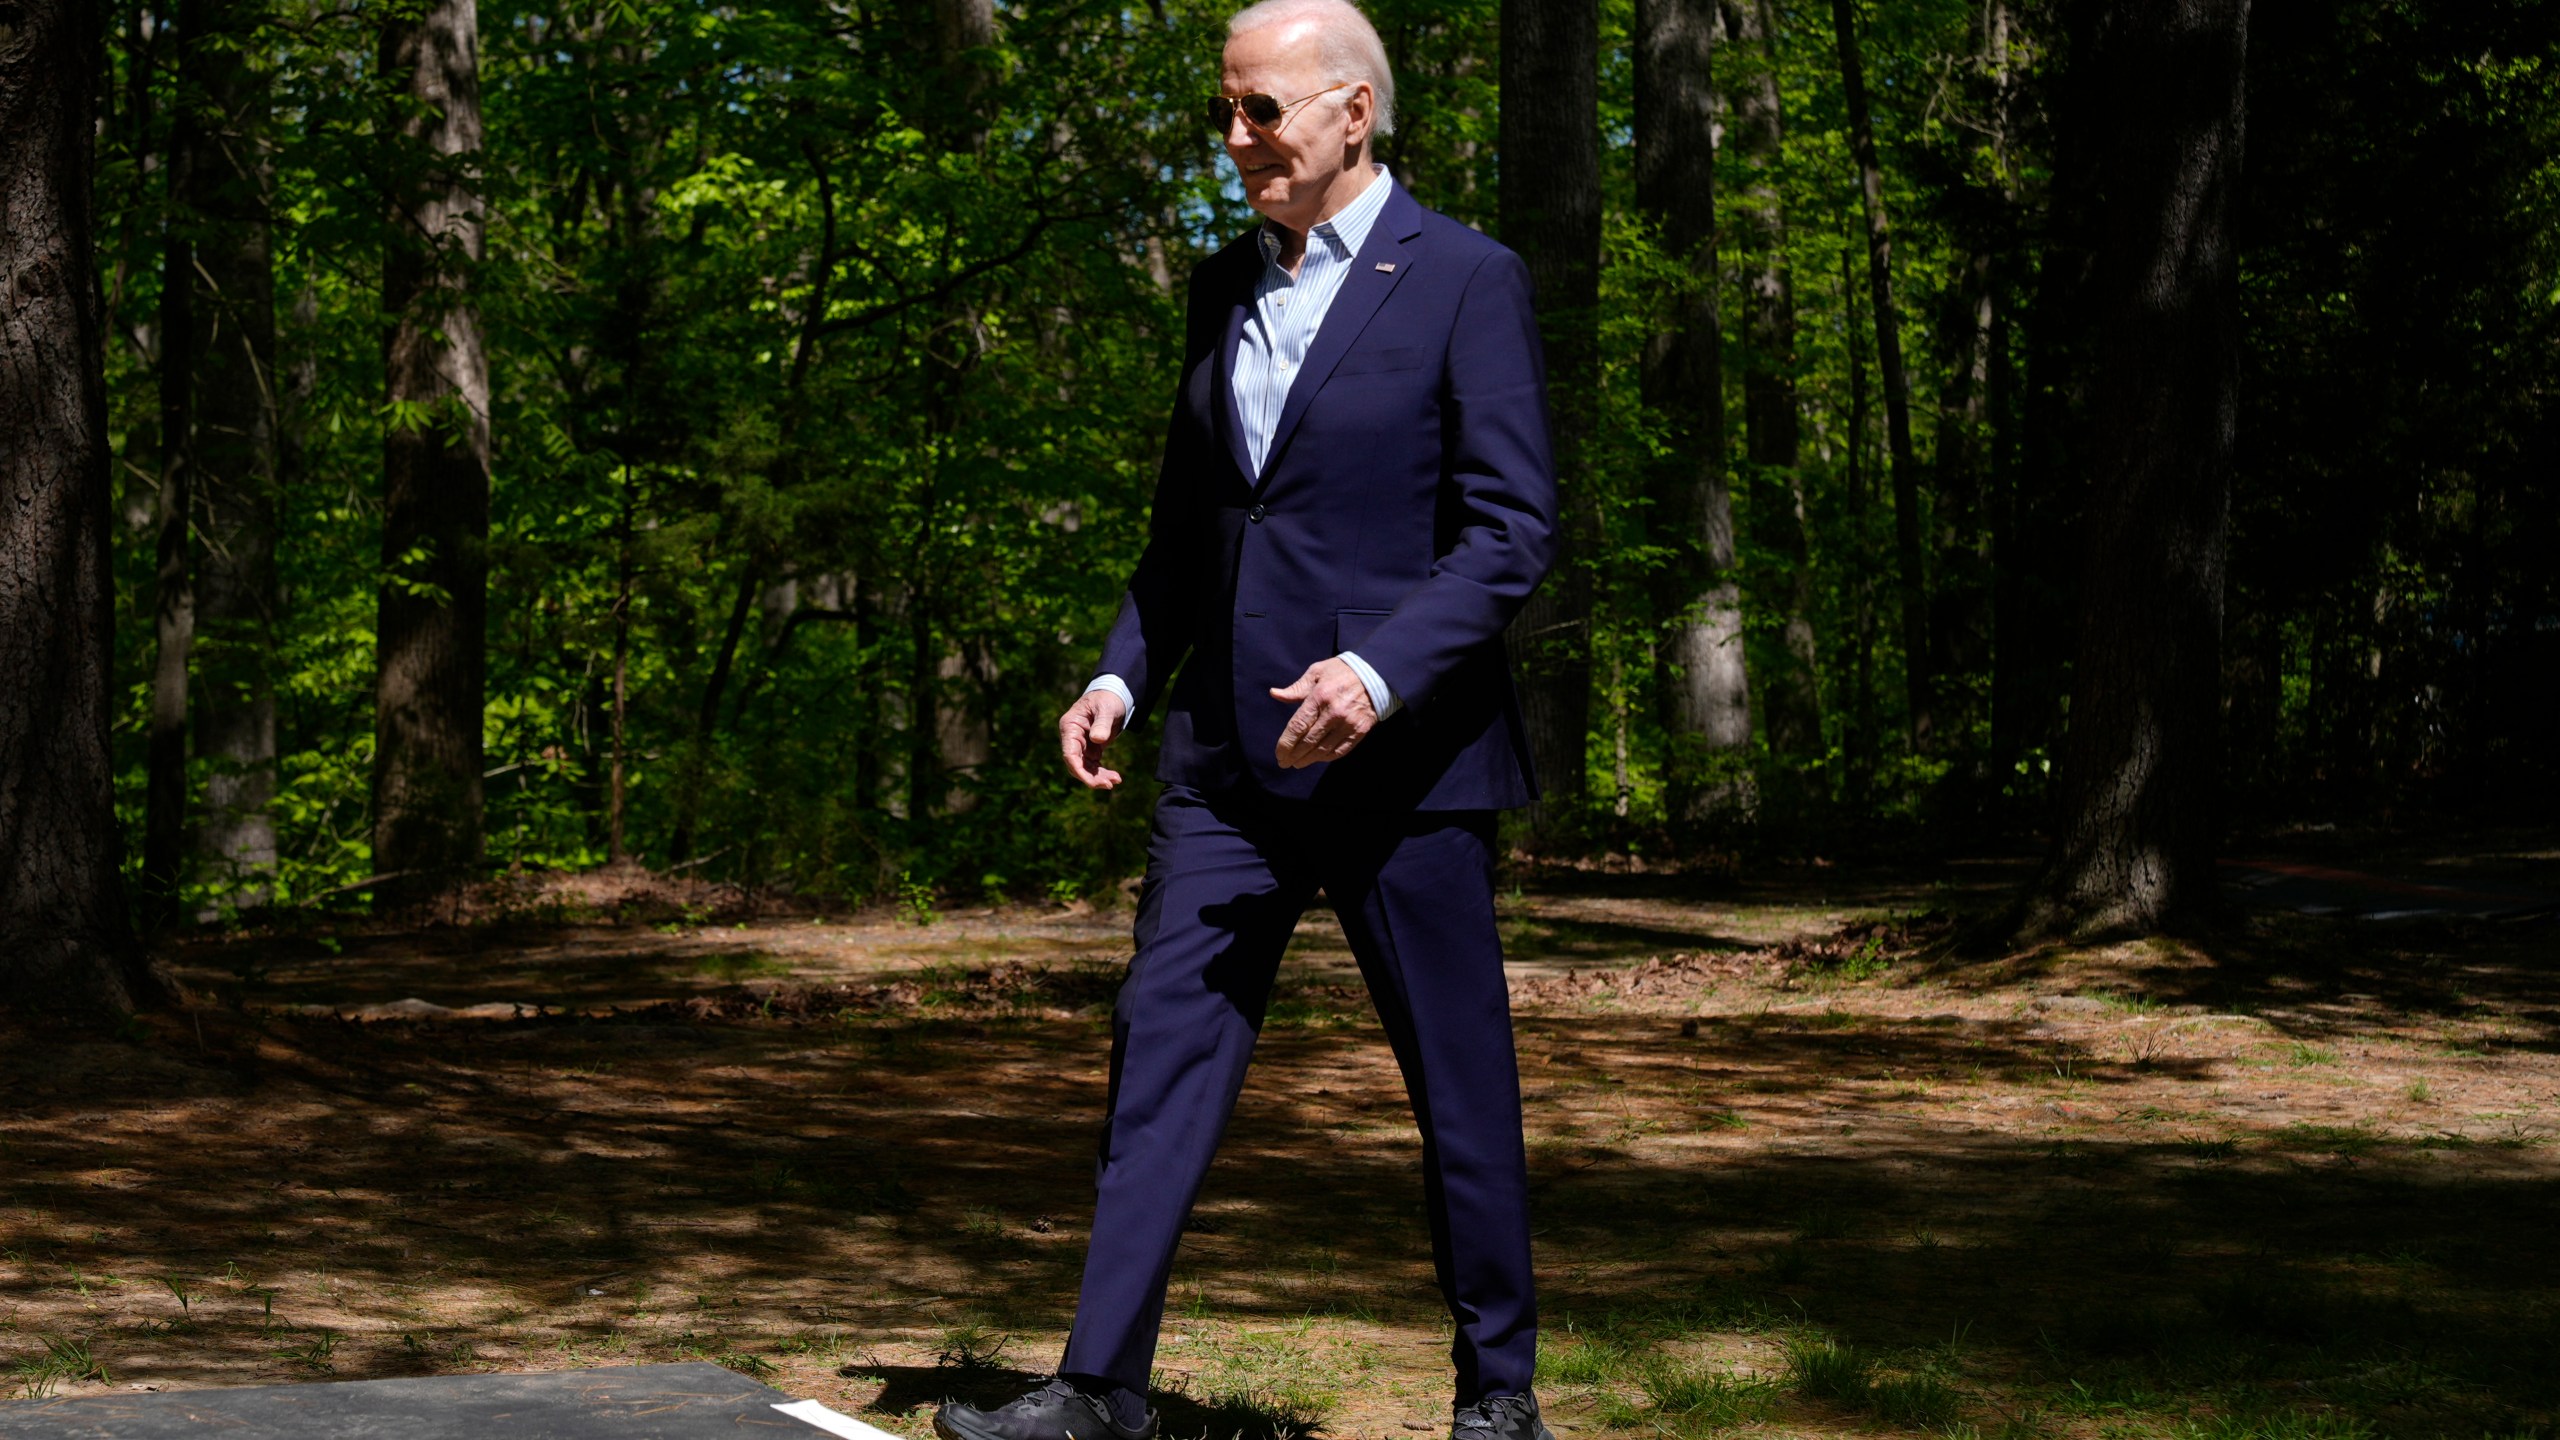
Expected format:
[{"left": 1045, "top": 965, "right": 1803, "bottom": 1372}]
[
  {"left": 1333, "top": 346, "right": 1424, "bottom": 377},
  {"left": 1335, "top": 608, "right": 1393, "bottom": 651}
]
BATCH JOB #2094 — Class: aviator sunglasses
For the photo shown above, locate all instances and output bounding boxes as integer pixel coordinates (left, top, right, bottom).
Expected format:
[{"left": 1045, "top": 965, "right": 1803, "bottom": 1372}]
[{"left": 1207, "top": 81, "right": 1348, "bottom": 134}]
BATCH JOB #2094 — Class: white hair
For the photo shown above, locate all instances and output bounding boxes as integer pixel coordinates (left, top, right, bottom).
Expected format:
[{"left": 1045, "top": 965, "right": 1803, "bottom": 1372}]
[{"left": 1227, "top": 0, "right": 1397, "bottom": 137}]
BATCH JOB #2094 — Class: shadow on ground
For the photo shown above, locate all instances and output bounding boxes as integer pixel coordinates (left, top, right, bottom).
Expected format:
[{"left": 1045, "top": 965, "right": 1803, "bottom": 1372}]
[{"left": 2, "top": 878, "right": 2555, "bottom": 1439}]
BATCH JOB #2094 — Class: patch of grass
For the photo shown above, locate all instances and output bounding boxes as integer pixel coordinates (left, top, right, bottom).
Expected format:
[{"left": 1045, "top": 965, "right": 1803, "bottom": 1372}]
[
  {"left": 1174, "top": 1331, "right": 1338, "bottom": 1440},
  {"left": 717, "top": 1349, "right": 779, "bottom": 1380},
  {"left": 2405, "top": 1078, "right": 2434, "bottom": 1103},
  {"left": 1173, "top": 1387, "right": 1327, "bottom": 1440},
  {"left": 1869, "top": 1371, "right": 1963, "bottom": 1428},
  {"left": 1629, "top": 1358, "right": 1780, "bottom": 1434},
  {"left": 276, "top": 1328, "right": 339, "bottom": 1372},
  {"left": 694, "top": 952, "right": 791, "bottom": 983},
  {"left": 2273, "top": 1123, "right": 2385, "bottom": 1157},
  {"left": 1263, "top": 997, "right": 1354, "bottom": 1029},
  {"left": 2285, "top": 1043, "right": 2341, "bottom": 1068},
  {"left": 934, "top": 1322, "right": 1011, "bottom": 1371},
  {"left": 2179, "top": 1408, "right": 2375, "bottom": 1440},
  {"left": 14, "top": 1333, "right": 110, "bottom": 1397},
  {"left": 1757, "top": 1242, "right": 1815, "bottom": 1285},
  {"left": 1785, "top": 1335, "right": 1873, "bottom": 1402},
  {"left": 2179, "top": 1135, "right": 2241, "bottom": 1161},
  {"left": 1539, "top": 1334, "right": 1634, "bottom": 1389}
]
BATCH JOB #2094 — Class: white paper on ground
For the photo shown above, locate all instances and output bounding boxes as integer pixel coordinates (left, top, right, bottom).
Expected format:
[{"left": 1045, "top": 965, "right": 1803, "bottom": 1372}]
[{"left": 773, "top": 1398, "right": 909, "bottom": 1440}]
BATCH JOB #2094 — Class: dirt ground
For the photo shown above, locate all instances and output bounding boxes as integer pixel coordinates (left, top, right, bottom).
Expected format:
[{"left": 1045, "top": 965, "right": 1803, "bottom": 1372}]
[{"left": 2, "top": 841, "right": 2555, "bottom": 1440}]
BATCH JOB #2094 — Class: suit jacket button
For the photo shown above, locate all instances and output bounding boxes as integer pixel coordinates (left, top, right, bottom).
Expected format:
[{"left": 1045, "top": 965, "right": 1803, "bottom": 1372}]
[{"left": 1248, "top": 504, "right": 1268, "bottom": 523}]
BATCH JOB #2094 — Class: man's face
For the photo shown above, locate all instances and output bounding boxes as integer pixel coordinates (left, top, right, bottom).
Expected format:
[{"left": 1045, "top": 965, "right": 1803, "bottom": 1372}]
[{"left": 1220, "top": 22, "right": 1370, "bottom": 231}]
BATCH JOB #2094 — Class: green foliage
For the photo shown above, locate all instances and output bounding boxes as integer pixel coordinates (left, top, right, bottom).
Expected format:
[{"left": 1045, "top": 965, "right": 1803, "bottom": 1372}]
[
  {"left": 91, "top": 0, "right": 2560, "bottom": 908},
  {"left": 12, "top": 1334, "right": 110, "bottom": 1399},
  {"left": 1633, "top": 1358, "right": 1782, "bottom": 1433}
]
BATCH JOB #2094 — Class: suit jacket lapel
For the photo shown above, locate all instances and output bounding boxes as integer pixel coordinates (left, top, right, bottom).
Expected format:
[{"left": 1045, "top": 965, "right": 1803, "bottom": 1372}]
[
  {"left": 1255, "top": 180, "right": 1424, "bottom": 490},
  {"left": 1214, "top": 290, "right": 1256, "bottom": 484}
]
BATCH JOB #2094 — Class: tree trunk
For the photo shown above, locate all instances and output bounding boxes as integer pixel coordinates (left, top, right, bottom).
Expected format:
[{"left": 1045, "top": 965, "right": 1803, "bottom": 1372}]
[
  {"left": 178, "top": 0, "right": 282, "bottom": 910},
  {"left": 1636, "top": 0, "right": 1750, "bottom": 822},
  {"left": 1500, "top": 0, "right": 1601, "bottom": 837},
  {"left": 922, "top": 0, "right": 997, "bottom": 819},
  {"left": 1925, "top": 0, "right": 2012, "bottom": 764},
  {"left": 2024, "top": 0, "right": 2249, "bottom": 937},
  {"left": 934, "top": 0, "right": 996, "bottom": 102},
  {"left": 1995, "top": 0, "right": 2098, "bottom": 802},
  {"left": 1829, "top": 0, "right": 1931, "bottom": 746},
  {"left": 0, "top": 0, "right": 166, "bottom": 1016},
  {"left": 145, "top": 204, "right": 194, "bottom": 922},
  {"left": 1929, "top": 248, "right": 1994, "bottom": 740},
  {"left": 1721, "top": 0, "right": 1824, "bottom": 802},
  {"left": 607, "top": 470, "right": 633, "bottom": 864},
  {"left": 374, "top": 0, "right": 490, "bottom": 909},
  {"left": 1841, "top": 230, "right": 1879, "bottom": 808},
  {"left": 667, "top": 567, "right": 757, "bottom": 865}
]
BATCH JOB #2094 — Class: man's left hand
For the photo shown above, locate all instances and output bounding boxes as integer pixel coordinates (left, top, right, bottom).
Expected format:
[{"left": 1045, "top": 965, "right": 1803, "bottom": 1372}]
[{"left": 1270, "top": 658, "right": 1379, "bottom": 768}]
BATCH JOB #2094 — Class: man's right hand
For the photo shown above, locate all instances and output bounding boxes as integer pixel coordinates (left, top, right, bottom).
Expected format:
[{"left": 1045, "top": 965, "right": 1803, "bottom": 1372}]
[{"left": 1059, "top": 688, "right": 1128, "bottom": 790}]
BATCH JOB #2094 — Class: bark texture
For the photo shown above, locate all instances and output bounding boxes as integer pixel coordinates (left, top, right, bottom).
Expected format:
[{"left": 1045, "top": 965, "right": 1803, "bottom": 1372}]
[
  {"left": 1830, "top": 0, "right": 1931, "bottom": 744},
  {"left": 1636, "top": 0, "right": 1751, "bottom": 820},
  {"left": 1500, "top": 0, "right": 1602, "bottom": 833},
  {"left": 2026, "top": 0, "right": 2249, "bottom": 937},
  {"left": 0, "top": 0, "right": 165, "bottom": 1016},
  {"left": 374, "top": 0, "right": 491, "bottom": 908},
  {"left": 1722, "top": 0, "right": 1823, "bottom": 790},
  {"left": 178, "top": 0, "right": 281, "bottom": 909},
  {"left": 1996, "top": 0, "right": 2100, "bottom": 793},
  {"left": 923, "top": 0, "right": 997, "bottom": 818},
  {"left": 145, "top": 213, "right": 194, "bottom": 915}
]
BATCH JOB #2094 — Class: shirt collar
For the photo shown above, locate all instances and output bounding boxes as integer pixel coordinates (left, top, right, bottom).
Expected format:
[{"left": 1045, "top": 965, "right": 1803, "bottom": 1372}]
[{"left": 1258, "top": 164, "right": 1394, "bottom": 268}]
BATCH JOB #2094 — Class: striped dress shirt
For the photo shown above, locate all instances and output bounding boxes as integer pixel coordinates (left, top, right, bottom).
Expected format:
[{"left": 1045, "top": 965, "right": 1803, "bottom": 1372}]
[{"left": 1090, "top": 167, "right": 1401, "bottom": 724}]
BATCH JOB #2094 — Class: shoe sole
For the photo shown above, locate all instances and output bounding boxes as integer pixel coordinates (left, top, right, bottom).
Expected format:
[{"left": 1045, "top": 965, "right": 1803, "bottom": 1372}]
[{"left": 933, "top": 1407, "right": 989, "bottom": 1440}]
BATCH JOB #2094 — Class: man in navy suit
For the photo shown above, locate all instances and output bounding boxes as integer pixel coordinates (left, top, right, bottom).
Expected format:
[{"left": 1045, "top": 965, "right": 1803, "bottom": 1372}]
[{"left": 935, "top": 4, "right": 1556, "bottom": 1439}]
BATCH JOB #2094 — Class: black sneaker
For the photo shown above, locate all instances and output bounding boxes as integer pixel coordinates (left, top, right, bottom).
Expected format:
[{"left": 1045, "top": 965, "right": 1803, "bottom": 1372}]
[
  {"left": 1452, "top": 1393, "right": 1554, "bottom": 1440},
  {"left": 934, "top": 1380, "right": 1158, "bottom": 1440}
]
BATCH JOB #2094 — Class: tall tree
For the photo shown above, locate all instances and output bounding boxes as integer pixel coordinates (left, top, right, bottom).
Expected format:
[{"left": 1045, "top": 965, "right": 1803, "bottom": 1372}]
[
  {"left": 1721, "top": 0, "right": 1824, "bottom": 798},
  {"left": 0, "top": 0, "right": 166, "bottom": 1015},
  {"left": 1635, "top": 0, "right": 1750, "bottom": 819},
  {"left": 1925, "top": 0, "right": 2014, "bottom": 762},
  {"left": 145, "top": 171, "right": 195, "bottom": 917},
  {"left": 374, "top": 0, "right": 491, "bottom": 907},
  {"left": 1501, "top": 0, "right": 1602, "bottom": 833},
  {"left": 914, "top": 0, "right": 999, "bottom": 824},
  {"left": 1829, "top": 0, "right": 1931, "bottom": 744},
  {"left": 168, "top": 0, "right": 283, "bottom": 911},
  {"left": 1995, "top": 0, "right": 2097, "bottom": 798},
  {"left": 2025, "top": 0, "right": 2250, "bottom": 935}
]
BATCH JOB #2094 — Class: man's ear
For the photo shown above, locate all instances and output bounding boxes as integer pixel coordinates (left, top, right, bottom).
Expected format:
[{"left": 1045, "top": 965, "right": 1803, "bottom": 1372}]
[{"left": 1341, "top": 81, "right": 1375, "bottom": 150}]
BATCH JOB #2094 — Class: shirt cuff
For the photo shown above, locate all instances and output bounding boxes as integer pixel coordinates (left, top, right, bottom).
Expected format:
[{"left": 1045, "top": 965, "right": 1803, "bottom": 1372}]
[
  {"left": 1337, "top": 651, "right": 1401, "bottom": 720},
  {"left": 1084, "top": 674, "right": 1136, "bottom": 717}
]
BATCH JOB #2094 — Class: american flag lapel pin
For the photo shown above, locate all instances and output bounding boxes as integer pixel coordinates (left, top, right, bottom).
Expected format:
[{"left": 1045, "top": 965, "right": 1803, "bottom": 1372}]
[{"left": 1375, "top": 262, "right": 1397, "bottom": 273}]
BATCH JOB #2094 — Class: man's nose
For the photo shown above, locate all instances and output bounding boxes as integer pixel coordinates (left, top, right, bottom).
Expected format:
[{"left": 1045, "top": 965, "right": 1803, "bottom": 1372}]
[{"left": 1223, "top": 111, "right": 1262, "bottom": 150}]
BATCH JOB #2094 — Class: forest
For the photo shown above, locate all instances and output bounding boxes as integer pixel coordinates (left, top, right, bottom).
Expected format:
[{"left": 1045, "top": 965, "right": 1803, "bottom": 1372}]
[
  {"left": 5, "top": 3, "right": 2560, "bottom": 1429},
  {"left": 3, "top": 0, "right": 2558, "bottom": 1009}
]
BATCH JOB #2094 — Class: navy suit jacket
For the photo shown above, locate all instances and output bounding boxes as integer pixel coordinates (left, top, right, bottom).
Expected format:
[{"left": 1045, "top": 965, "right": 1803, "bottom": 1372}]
[{"left": 1094, "top": 179, "right": 1558, "bottom": 812}]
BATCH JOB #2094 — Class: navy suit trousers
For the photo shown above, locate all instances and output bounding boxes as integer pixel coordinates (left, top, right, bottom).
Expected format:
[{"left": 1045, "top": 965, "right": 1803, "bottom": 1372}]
[{"left": 1057, "top": 784, "right": 1538, "bottom": 1404}]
